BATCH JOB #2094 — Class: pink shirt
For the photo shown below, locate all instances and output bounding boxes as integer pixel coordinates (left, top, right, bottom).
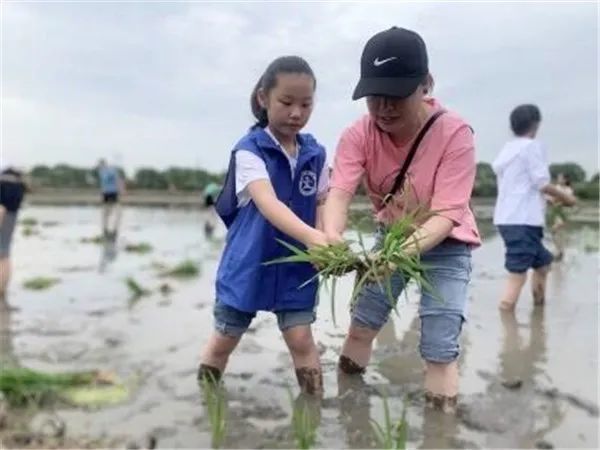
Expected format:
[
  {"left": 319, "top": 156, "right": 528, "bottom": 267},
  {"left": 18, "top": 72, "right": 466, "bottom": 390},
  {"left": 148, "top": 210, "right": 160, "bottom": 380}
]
[{"left": 331, "top": 98, "right": 481, "bottom": 246}]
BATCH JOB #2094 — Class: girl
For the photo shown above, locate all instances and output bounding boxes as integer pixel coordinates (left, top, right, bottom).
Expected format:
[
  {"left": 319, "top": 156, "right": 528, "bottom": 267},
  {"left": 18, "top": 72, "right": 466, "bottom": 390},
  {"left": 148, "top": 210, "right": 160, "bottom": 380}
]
[
  {"left": 198, "top": 56, "right": 329, "bottom": 395},
  {"left": 322, "top": 27, "right": 480, "bottom": 413}
]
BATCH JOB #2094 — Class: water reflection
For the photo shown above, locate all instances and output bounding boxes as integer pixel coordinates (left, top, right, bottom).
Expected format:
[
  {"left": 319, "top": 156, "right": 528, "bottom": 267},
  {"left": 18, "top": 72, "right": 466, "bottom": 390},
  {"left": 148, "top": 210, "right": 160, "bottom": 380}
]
[
  {"left": 0, "top": 297, "right": 18, "bottom": 368},
  {"left": 98, "top": 236, "right": 119, "bottom": 273},
  {"left": 337, "top": 370, "right": 375, "bottom": 449},
  {"left": 499, "top": 308, "right": 547, "bottom": 384},
  {"left": 495, "top": 309, "right": 565, "bottom": 447}
]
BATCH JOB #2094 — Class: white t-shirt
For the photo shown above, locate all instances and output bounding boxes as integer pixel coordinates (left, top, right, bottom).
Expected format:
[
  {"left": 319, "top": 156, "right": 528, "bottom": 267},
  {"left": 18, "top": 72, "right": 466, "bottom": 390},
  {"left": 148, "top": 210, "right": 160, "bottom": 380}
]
[
  {"left": 492, "top": 137, "right": 550, "bottom": 226},
  {"left": 235, "top": 128, "right": 329, "bottom": 207}
]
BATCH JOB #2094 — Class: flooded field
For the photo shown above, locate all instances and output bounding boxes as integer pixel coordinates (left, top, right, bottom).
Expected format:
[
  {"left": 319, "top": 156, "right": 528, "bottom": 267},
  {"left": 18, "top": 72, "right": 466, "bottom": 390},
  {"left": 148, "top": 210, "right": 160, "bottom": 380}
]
[{"left": 1, "top": 205, "right": 598, "bottom": 449}]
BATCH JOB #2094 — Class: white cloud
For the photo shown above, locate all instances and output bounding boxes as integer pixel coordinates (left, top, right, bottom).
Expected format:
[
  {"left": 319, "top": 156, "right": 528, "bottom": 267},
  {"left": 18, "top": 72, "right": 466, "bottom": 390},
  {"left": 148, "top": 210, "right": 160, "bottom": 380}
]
[{"left": 1, "top": 1, "right": 597, "bottom": 176}]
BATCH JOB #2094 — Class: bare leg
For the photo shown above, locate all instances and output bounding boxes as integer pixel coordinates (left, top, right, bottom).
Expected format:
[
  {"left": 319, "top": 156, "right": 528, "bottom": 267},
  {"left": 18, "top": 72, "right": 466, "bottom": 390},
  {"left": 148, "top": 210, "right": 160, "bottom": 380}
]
[
  {"left": 424, "top": 361, "right": 459, "bottom": 413},
  {"left": 499, "top": 272, "right": 527, "bottom": 311},
  {"left": 112, "top": 203, "right": 123, "bottom": 234},
  {"left": 283, "top": 325, "right": 322, "bottom": 395},
  {"left": 531, "top": 265, "right": 550, "bottom": 306},
  {"left": 0, "top": 258, "right": 10, "bottom": 297},
  {"left": 199, "top": 331, "right": 242, "bottom": 382},
  {"left": 339, "top": 323, "right": 379, "bottom": 373},
  {"left": 102, "top": 204, "right": 111, "bottom": 235}
]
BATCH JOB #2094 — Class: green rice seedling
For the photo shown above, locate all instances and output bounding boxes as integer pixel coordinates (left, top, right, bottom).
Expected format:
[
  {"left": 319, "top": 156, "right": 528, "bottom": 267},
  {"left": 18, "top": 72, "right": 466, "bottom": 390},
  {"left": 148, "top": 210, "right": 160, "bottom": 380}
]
[
  {"left": 22, "top": 226, "right": 39, "bottom": 237},
  {"left": 370, "top": 391, "right": 408, "bottom": 450},
  {"left": 22, "top": 277, "right": 60, "bottom": 291},
  {"left": 0, "top": 368, "right": 126, "bottom": 408},
  {"left": 265, "top": 241, "right": 365, "bottom": 326},
  {"left": 125, "top": 278, "right": 151, "bottom": 303},
  {"left": 0, "top": 367, "right": 97, "bottom": 407},
  {"left": 288, "top": 390, "right": 318, "bottom": 450},
  {"left": 125, "top": 277, "right": 150, "bottom": 296},
  {"left": 20, "top": 217, "right": 38, "bottom": 227},
  {"left": 265, "top": 205, "right": 439, "bottom": 323},
  {"left": 124, "top": 243, "right": 153, "bottom": 254},
  {"left": 201, "top": 375, "right": 227, "bottom": 449},
  {"left": 41, "top": 221, "right": 60, "bottom": 227},
  {"left": 164, "top": 260, "right": 200, "bottom": 278},
  {"left": 80, "top": 235, "right": 104, "bottom": 244}
]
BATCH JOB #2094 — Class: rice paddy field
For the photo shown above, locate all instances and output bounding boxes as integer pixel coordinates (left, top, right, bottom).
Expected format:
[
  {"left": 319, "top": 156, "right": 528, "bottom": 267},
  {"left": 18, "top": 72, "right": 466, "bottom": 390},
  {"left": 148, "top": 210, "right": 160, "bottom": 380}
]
[{"left": 0, "top": 205, "right": 598, "bottom": 449}]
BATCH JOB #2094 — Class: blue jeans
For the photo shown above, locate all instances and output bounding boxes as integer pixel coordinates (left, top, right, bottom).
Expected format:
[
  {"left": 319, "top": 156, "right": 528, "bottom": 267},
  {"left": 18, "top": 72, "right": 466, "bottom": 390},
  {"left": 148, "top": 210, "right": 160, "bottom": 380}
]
[
  {"left": 213, "top": 299, "right": 316, "bottom": 338},
  {"left": 351, "top": 236, "right": 472, "bottom": 363}
]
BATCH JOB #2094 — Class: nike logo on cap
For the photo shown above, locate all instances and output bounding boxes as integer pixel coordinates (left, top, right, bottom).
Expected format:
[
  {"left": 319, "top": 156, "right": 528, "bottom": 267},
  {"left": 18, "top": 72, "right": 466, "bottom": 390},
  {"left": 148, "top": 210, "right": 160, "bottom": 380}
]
[{"left": 373, "top": 56, "right": 397, "bottom": 66}]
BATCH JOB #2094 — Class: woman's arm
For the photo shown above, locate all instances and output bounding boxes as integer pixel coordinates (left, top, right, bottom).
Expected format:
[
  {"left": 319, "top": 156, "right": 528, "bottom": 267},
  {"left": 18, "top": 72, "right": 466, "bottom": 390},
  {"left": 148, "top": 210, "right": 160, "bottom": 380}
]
[
  {"left": 402, "top": 215, "right": 454, "bottom": 254},
  {"left": 322, "top": 188, "right": 353, "bottom": 243},
  {"left": 407, "top": 125, "right": 475, "bottom": 254},
  {"left": 247, "top": 180, "right": 327, "bottom": 248},
  {"left": 321, "top": 125, "right": 366, "bottom": 243}
]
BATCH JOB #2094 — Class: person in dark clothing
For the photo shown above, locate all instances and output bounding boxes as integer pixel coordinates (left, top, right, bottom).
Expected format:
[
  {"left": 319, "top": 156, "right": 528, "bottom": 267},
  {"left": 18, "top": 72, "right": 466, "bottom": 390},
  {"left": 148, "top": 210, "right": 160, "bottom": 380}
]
[{"left": 0, "top": 167, "right": 29, "bottom": 298}]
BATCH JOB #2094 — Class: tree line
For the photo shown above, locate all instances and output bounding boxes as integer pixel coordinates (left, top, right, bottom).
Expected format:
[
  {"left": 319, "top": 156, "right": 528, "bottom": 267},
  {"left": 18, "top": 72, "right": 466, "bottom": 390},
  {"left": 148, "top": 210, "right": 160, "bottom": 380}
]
[
  {"left": 30, "top": 164, "right": 225, "bottom": 192},
  {"left": 473, "top": 162, "right": 598, "bottom": 200},
  {"left": 27, "top": 162, "right": 598, "bottom": 200}
]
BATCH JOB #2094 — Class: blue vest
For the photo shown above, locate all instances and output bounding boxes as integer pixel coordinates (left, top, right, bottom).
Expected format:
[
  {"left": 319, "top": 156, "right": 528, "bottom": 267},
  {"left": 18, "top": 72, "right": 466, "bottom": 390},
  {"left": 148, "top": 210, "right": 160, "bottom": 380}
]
[{"left": 215, "top": 128, "right": 326, "bottom": 313}]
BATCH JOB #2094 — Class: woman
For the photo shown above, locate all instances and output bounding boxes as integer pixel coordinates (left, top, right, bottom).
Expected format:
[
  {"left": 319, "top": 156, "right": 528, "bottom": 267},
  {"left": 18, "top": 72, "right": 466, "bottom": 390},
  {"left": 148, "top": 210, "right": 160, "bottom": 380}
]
[{"left": 322, "top": 27, "right": 480, "bottom": 412}]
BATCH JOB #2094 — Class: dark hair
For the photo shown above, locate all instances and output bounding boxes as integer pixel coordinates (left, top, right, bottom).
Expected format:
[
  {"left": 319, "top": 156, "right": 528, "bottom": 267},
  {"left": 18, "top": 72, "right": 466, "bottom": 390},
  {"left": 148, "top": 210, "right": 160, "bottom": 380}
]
[
  {"left": 250, "top": 56, "right": 316, "bottom": 129},
  {"left": 510, "top": 104, "right": 542, "bottom": 136}
]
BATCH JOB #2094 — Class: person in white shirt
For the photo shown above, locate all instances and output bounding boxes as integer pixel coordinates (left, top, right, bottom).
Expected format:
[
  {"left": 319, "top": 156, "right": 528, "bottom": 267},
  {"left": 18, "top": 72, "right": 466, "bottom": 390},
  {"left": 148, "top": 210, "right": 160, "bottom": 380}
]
[{"left": 492, "top": 104, "right": 576, "bottom": 311}]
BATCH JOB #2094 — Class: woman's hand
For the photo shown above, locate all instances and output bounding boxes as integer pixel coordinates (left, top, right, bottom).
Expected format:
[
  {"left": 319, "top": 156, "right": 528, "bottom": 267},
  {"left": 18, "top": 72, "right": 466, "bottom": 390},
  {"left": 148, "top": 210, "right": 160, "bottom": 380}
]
[
  {"left": 324, "top": 229, "right": 345, "bottom": 245},
  {"left": 303, "top": 229, "right": 329, "bottom": 249}
]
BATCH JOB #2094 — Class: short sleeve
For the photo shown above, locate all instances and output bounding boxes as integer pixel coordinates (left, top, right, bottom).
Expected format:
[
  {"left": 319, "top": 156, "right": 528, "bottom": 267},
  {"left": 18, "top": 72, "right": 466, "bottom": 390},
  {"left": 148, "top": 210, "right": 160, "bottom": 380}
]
[
  {"left": 235, "top": 150, "right": 269, "bottom": 194},
  {"left": 430, "top": 126, "right": 476, "bottom": 225},
  {"left": 235, "top": 150, "right": 270, "bottom": 207},
  {"left": 329, "top": 126, "right": 366, "bottom": 195},
  {"left": 524, "top": 141, "right": 550, "bottom": 189}
]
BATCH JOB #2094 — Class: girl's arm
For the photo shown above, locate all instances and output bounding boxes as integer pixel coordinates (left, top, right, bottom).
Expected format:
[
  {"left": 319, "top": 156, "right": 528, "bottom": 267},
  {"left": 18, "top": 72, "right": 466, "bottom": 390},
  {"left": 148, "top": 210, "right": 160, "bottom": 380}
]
[{"left": 247, "top": 180, "right": 327, "bottom": 248}]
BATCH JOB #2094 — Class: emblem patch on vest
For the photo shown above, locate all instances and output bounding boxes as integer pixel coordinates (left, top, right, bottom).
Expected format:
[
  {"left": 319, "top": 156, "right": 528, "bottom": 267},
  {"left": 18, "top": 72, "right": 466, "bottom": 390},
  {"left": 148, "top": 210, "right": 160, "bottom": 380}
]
[{"left": 299, "top": 170, "right": 317, "bottom": 196}]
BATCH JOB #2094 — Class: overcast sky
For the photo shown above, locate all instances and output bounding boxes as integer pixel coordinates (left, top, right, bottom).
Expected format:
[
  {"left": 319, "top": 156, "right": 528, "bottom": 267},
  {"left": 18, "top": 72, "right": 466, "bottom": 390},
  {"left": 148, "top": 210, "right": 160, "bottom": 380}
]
[{"left": 2, "top": 1, "right": 598, "bottom": 176}]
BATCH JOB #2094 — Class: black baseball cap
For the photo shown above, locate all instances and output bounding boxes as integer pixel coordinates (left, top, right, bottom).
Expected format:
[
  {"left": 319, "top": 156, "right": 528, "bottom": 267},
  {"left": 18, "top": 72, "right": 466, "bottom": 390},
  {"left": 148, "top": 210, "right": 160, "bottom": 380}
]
[{"left": 352, "top": 27, "right": 429, "bottom": 100}]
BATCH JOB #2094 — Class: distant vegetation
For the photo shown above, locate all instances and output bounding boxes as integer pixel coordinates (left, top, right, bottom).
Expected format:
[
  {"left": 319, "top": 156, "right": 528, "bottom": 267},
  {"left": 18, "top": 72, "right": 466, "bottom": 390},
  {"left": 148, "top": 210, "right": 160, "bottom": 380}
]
[
  {"left": 27, "top": 162, "right": 597, "bottom": 200},
  {"left": 473, "top": 162, "right": 598, "bottom": 200},
  {"left": 30, "top": 164, "right": 225, "bottom": 192}
]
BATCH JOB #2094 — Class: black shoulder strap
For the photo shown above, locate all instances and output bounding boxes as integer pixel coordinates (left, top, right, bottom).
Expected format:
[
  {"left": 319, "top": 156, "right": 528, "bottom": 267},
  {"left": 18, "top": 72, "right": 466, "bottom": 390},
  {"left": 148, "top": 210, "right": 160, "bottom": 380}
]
[{"left": 382, "top": 109, "right": 446, "bottom": 207}]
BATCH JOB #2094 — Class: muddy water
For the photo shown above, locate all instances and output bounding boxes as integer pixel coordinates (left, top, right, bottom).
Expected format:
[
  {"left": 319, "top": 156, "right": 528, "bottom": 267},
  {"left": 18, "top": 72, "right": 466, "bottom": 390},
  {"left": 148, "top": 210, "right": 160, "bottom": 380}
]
[{"left": 1, "top": 205, "right": 598, "bottom": 449}]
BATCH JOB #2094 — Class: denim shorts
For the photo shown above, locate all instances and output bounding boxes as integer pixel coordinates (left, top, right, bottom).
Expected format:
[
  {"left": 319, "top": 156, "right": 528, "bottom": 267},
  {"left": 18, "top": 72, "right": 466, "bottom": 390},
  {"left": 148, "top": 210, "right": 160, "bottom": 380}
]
[
  {"left": 351, "top": 234, "right": 472, "bottom": 364},
  {"left": 213, "top": 299, "right": 316, "bottom": 338},
  {"left": 497, "top": 225, "right": 553, "bottom": 273}
]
